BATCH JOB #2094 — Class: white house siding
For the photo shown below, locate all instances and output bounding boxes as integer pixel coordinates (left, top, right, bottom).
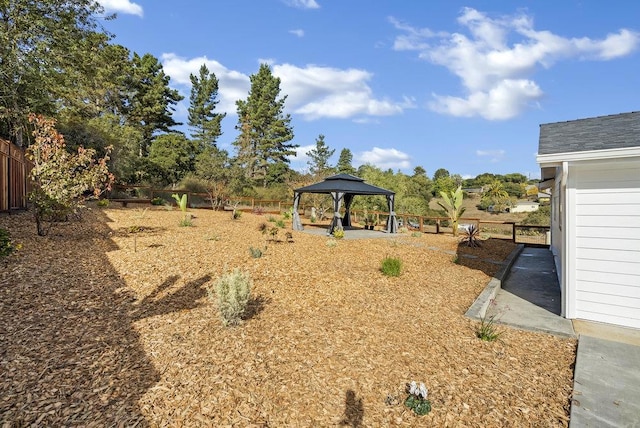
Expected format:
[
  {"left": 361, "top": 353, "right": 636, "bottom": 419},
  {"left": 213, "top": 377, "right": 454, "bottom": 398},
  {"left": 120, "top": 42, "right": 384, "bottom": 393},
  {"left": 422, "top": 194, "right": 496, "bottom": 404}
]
[{"left": 571, "top": 159, "right": 640, "bottom": 329}]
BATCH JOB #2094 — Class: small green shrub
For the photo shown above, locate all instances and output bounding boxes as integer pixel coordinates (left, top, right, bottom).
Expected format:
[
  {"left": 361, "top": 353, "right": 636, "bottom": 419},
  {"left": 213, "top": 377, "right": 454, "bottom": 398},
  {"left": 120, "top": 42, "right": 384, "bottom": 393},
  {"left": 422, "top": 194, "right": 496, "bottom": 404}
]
[
  {"left": 404, "top": 381, "right": 431, "bottom": 416},
  {"left": 232, "top": 210, "right": 242, "bottom": 220},
  {"left": 475, "top": 315, "right": 502, "bottom": 341},
  {"left": 275, "top": 219, "right": 285, "bottom": 228},
  {"left": 179, "top": 214, "right": 193, "bottom": 227},
  {"left": 210, "top": 268, "right": 252, "bottom": 327},
  {"left": 326, "top": 239, "right": 337, "bottom": 248},
  {"left": 282, "top": 210, "right": 291, "bottom": 220},
  {"left": 151, "top": 197, "right": 166, "bottom": 206},
  {"left": 310, "top": 215, "right": 317, "bottom": 223},
  {"left": 96, "top": 199, "right": 110, "bottom": 207},
  {"left": 249, "top": 246, "right": 263, "bottom": 258},
  {"left": 0, "top": 228, "right": 21, "bottom": 259},
  {"left": 333, "top": 227, "right": 345, "bottom": 239},
  {"left": 398, "top": 226, "right": 409, "bottom": 233},
  {"left": 127, "top": 225, "right": 143, "bottom": 233},
  {"left": 411, "top": 231, "right": 421, "bottom": 238},
  {"left": 381, "top": 257, "right": 402, "bottom": 277},
  {"left": 267, "top": 215, "right": 276, "bottom": 222}
]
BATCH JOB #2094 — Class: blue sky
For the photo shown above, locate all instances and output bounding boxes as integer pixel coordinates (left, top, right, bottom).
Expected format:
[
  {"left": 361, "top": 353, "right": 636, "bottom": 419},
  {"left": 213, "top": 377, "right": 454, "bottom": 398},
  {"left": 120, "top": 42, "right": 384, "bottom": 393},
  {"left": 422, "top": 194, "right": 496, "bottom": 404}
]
[{"left": 98, "top": 0, "right": 639, "bottom": 180}]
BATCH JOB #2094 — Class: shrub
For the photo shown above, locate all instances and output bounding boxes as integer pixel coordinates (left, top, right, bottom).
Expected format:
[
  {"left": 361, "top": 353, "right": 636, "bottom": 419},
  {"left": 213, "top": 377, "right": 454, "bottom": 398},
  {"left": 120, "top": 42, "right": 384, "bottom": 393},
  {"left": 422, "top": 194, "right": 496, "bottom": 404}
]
[
  {"left": 210, "top": 268, "right": 252, "bottom": 327},
  {"left": 267, "top": 215, "right": 276, "bottom": 222},
  {"left": 282, "top": 210, "right": 291, "bottom": 220},
  {"left": 232, "top": 210, "right": 242, "bottom": 220},
  {"left": 332, "top": 227, "right": 345, "bottom": 239},
  {"left": 0, "top": 228, "right": 21, "bottom": 259},
  {"left": 151, "top": 197, "right": 166, "bottom": 206},
  {"left": 326, "top": 239, "right": 338, "bottom": 248},
  {"left": 381, "top": 257, "right": 402, "bottom": 277},
  {"left": 249, "top": 246, "right": 263, "bottom": 258},
  {"left": 275, "top": 219, "right": 285, "bottom": 228},
  {"left": 405, "top": 381, "right": 431, "bottom": 416},
  {"left": 179, "top": 214, "right": 193, "bottom": 227},
  {"left": 411, "top": 231, "right": 421, "bottom": 238},
  {"left": 97, "top": 199, "right": 110, "bottom": 207}
]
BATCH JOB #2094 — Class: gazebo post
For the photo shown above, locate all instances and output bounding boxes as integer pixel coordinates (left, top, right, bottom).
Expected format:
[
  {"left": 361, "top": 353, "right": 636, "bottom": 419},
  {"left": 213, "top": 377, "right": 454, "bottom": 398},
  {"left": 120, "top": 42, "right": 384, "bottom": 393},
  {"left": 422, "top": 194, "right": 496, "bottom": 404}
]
[{"left": 292, "top": 192, "right": 303, "bottom": 230}]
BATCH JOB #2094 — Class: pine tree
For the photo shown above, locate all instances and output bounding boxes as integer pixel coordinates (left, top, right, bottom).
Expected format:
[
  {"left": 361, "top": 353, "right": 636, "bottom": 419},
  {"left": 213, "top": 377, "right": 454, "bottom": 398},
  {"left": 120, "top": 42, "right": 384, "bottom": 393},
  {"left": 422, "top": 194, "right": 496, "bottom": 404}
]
[
  {"left": 234, "top": 64, "right": 296, "bottom": 186},
  {"left": 188, "top": 64, "right": 226, "bottom": 150},
  {"left": 127, "top": 53, "right": 184, "bottom": 157},
  {"left": 336, "top": 148, "right": 356, "bottom": 175},
  {"left": 306, "top": 135, "right": 335, "bottom": 177}
]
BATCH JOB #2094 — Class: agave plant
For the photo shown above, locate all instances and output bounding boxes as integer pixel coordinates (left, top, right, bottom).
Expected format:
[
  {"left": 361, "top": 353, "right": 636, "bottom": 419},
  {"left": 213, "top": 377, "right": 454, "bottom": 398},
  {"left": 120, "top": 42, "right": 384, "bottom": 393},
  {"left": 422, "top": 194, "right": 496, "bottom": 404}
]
[{"left": 461, "top": 224, "right": 482, "bottom": 247}]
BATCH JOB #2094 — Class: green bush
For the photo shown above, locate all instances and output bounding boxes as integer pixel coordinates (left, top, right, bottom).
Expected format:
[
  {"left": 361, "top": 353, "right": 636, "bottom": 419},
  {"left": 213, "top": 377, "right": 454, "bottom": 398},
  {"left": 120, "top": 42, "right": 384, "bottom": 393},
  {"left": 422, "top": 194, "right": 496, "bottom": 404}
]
[
  {"left": 332, "top": 227, "right": 345, "bottom": 239},
  {"left": 249, "top": 246, "right": 263, "bottom": 258},
  {"left": 151, "top": 197, "right": 166, "bottom": 206},
  {"left": 97, "top": 199, "right": 110, "bottom": 207},
  {"left": 0, "top": 228, "right": 21, "bottom": 259},
  {"left": 381, "top": 257, "right": 402, "bottom": 277},
  {"left": 275, "top": 219, "right": 285, "bottom": 228},
  {"left": 522, "top": 204, "right": 551, "bottom": 226},
  {"left": 209, "top": 269, "right": 252, "bottom": 327}
]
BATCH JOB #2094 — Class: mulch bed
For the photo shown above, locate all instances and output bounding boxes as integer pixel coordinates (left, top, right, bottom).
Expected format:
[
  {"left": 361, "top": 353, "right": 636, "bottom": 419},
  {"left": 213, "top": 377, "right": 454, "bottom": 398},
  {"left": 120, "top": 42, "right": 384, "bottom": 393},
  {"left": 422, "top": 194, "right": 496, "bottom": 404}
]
[{"left": 1, "top": 206, "right": 576, "bottom": 426}]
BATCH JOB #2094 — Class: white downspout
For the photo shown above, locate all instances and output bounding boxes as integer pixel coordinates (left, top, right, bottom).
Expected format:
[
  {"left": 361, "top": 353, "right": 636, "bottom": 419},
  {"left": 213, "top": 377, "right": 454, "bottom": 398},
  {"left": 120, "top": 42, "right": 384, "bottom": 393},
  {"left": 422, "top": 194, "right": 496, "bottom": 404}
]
[{"left": 560, "top": 162, "right": 570, "bottom": 318}]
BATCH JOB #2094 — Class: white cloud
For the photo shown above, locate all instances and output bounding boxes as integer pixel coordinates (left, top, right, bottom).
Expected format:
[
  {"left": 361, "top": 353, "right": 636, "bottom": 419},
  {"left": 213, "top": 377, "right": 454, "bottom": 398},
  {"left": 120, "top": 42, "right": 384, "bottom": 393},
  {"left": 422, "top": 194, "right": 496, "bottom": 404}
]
[
  {"left": 98, "top": 0, "right": 143, "bottom": 17},
  {"left": 283, "top": 0, "right": 320, "bottom": 9},
  {"left": 391, "top": 8, "right": 640, "bottom": 120},
  {"left": 273, "top": 63, "right": 414, "bottom": 119},
  {"left": 356, "top": 147, "right": 411, "bottom": 170},
  {"left": 288, "top": 144, "right": 316, "bottom": 164},
  {"left": 161, "top": 53, "right": 249, "bottom": 114},
  {"left": 161, "top": 55, "right": 412, "bottom": 122},
  {"left": 476, "top": 149, "right": 506, "bottom": 163},
  {"left": 289, "top": 29, "right": 305, "bottom": 38}
]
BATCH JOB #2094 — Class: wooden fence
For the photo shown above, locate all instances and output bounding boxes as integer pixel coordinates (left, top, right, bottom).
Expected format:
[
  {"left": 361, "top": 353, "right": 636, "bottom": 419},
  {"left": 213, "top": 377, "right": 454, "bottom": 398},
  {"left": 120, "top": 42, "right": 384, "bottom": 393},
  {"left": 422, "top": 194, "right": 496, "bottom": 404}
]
[
  {"left": 107, "top": 185, "right": 550, "bottom": 245},
  {"left": 0, "top": 138, "right": 31, "bottom": 212}
]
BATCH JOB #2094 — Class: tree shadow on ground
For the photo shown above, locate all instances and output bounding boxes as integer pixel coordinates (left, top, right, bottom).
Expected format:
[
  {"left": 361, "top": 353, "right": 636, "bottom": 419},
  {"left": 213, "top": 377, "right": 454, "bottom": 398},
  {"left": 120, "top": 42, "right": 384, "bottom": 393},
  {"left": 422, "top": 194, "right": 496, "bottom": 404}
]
[
  {"left": 132, "top": 274, "right": 211, "bottom": 321},
  {"left": 0, "top": 210, "right": 160, "bottom": 426},
  {"left": 339, "top": 389, "right": 364, "bottom": 427}
]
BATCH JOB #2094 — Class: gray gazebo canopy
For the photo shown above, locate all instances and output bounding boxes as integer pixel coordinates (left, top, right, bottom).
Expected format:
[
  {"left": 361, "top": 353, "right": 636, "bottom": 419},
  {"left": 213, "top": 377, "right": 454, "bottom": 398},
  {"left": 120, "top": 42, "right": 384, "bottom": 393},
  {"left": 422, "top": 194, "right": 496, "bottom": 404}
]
[{"left": 292, "top": 173, "right": 398, "bottom": 235}]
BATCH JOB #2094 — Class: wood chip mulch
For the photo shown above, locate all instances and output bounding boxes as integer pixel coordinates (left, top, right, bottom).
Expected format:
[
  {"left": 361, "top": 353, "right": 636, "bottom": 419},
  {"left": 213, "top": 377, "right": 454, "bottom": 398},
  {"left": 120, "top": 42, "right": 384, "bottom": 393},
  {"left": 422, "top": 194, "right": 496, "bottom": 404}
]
[{"left": 0, "top": 207, "right": 576, "bottom": 427}]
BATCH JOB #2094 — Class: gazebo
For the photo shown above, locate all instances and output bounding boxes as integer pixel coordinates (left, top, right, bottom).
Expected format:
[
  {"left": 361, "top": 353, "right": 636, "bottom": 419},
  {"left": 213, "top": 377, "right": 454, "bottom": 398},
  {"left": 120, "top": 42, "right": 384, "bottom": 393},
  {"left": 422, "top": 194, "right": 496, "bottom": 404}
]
[{"left": 292, "top": 173, "right": 398, "bottom": 235}]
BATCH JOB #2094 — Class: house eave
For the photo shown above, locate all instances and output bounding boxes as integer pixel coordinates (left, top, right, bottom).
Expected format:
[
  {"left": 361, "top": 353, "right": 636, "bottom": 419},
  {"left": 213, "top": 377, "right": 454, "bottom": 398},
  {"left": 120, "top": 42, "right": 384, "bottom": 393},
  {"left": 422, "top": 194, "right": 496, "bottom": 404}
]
[{"left": 536, "top": 146, "right": 640, "bottom": 166}]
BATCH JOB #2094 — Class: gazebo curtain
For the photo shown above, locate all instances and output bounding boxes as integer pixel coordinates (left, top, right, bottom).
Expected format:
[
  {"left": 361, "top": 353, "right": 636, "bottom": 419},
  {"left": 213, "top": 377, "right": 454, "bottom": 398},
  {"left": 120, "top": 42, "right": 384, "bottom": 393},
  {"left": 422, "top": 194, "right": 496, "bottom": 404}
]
[{"left": 292, "top": 191, "right": 397, "bottom": 235}]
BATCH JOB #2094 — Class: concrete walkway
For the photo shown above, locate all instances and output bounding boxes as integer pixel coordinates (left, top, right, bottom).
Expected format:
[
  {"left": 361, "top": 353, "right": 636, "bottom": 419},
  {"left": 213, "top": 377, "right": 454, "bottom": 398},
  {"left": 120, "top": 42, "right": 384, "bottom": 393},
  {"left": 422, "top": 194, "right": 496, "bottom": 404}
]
[{"left": 473, "top": 247, "right": 640, "bottom": 428}]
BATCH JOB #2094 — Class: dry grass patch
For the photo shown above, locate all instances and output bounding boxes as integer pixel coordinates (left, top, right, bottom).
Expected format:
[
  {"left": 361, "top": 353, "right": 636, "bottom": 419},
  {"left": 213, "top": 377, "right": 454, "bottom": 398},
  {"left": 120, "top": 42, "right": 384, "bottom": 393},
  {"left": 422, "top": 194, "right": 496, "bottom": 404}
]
[{"left": 1, "top": 207, "right": 575, "bottom": 426}]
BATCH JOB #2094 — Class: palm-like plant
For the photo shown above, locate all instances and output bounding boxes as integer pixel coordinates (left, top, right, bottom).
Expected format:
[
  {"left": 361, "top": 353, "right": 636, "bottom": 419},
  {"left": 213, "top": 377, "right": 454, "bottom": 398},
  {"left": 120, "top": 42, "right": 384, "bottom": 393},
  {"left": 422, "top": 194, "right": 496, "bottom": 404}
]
[{"left": 438, "top": 186, "right": 466, "bottom": 237}]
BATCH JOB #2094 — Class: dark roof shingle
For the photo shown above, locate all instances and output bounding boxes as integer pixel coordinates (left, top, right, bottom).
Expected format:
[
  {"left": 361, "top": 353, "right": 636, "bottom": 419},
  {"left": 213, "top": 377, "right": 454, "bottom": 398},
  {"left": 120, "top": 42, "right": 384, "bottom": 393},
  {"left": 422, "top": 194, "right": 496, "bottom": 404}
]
[{"left": 538, "top": 111, "right": 640, "bottom": 155}]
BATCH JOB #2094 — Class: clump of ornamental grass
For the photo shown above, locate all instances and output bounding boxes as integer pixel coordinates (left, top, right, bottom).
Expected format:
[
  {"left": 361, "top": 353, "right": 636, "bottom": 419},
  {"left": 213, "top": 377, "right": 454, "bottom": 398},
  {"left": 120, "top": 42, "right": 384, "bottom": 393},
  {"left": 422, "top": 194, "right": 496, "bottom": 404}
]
[
  {"left": 209, "top": 268, "right": 252, "bottom": 327},
  {"left": 380, "top": 256, "right": 402, "bottom": 277},
  {"left": 475, "top": 314, "right": 502, "bottom": 341}
]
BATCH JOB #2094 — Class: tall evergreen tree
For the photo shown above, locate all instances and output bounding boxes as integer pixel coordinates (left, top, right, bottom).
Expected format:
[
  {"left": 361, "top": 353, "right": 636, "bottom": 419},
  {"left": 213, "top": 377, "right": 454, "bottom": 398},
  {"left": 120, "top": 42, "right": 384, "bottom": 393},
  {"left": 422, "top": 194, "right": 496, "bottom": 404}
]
[
  {"left": 127, "top": 53, "right": 183, "bottom": 157},
  {"left": 0, "top": 0, "right": 107, "bottom": 145},
  {"left": 336, "top": 148, "right": 356, "bottom": 175},
  {"left": 233, "top": 64, "right": 296, "bottom": 186},
  {"left": 188, "top": 64, "right": 226, "bottom": 149},
  {"left": 306, "top": 134, "right": 335, "bottom": 177}
]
